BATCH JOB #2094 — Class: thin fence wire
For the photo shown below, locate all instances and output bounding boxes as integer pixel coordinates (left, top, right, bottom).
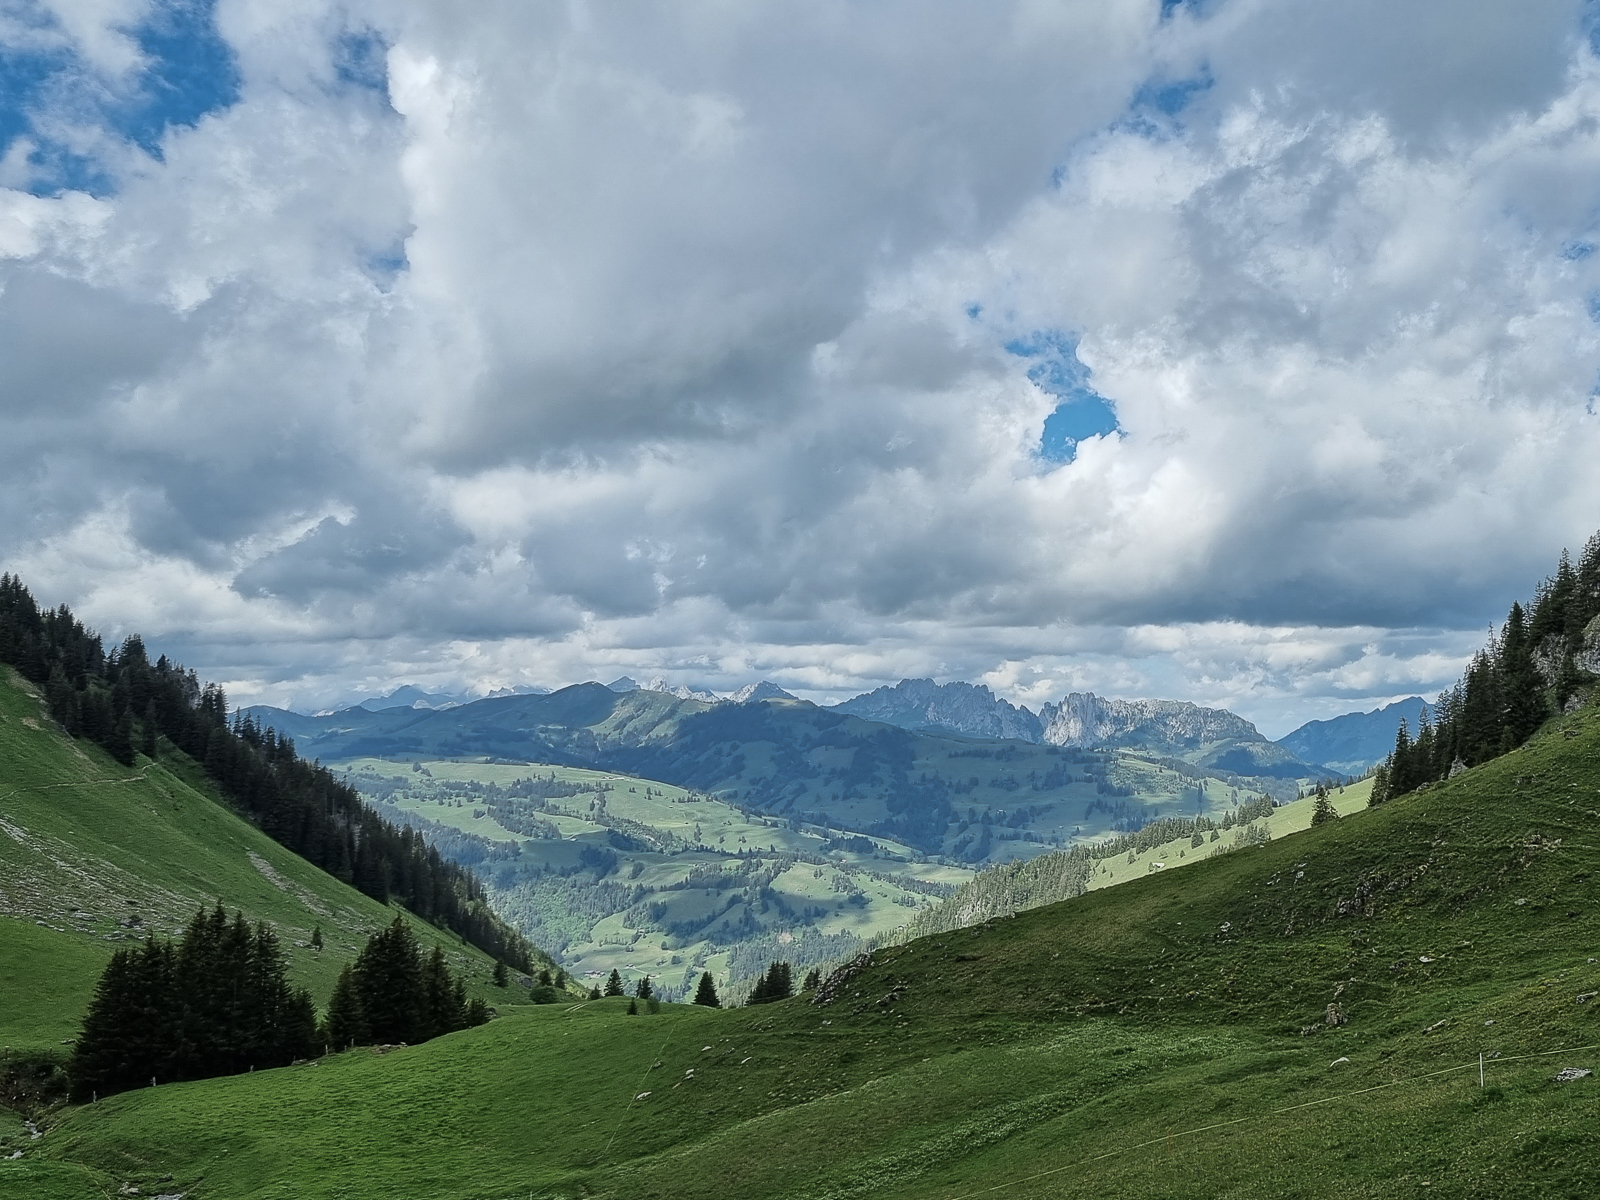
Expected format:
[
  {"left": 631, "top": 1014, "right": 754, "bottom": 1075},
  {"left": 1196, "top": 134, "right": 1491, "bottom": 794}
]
[{"left": 938, "top": 1040, "right": 1600, "bottom": 1200}]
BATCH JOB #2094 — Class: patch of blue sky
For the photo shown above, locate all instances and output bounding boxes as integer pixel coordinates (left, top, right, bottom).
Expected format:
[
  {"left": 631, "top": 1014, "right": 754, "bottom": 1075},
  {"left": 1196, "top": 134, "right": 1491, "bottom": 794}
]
[
  {"left": 334, "top": 29, "right": 391, "bottom": 100},
  {"left": 1006, "top": 330, "right": 1120, "bottom": 464},
  {"left": 1586, "top": 293, "right": 1600, "bottom": 324},
  {"left": 0, "top": 0, "right": 238, "bottom": 197},
  {"left": 364, "top": 241, "right": 411, "bottom": 290},
  {"left": 1562, "top": 240, "right": 1596, "bottom": 261}
]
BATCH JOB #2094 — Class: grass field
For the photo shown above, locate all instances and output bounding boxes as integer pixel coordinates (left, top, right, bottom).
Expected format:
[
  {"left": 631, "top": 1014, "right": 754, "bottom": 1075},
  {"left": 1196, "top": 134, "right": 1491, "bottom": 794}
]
[
  {"left": 10, "top": 692, "right": 1599, "bottom": 1197},
  {"left": 0, "top": 670, "right": 547, "bottom": 1057},
  {"left": 336, "top": 756, "right": 970, "bottom": 996}
]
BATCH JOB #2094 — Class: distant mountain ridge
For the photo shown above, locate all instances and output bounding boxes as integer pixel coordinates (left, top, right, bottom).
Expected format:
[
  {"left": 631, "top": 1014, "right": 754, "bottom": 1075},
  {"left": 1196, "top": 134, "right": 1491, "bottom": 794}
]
[
  {"left": 831, "top": 678, "right": 1043, "bottom": 741},
  {"left": 1274, "top": 697, "right": 1432, "bottom": 775},
  {"left": 1037, "top": 692, "right": 1261, "bottom": 752}
]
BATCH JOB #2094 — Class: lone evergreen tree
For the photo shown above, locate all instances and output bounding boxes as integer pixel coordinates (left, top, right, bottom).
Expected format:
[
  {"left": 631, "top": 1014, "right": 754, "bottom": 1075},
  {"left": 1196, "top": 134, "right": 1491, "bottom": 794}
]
[
  {"left": 1311, "top": 792, "right": 1339, "bottom": 826},
  {"left": 587, "top": 985, "right": 601, "bottom": 1000},
  {"left": 604, "top": 969, "right": 624, "bottom": 997},
  {"left": 693, "top": 971, "right": 720, "bottom": 1008},
  {"left": 310, "top": 925, "right": 323, "bottom": 951}
]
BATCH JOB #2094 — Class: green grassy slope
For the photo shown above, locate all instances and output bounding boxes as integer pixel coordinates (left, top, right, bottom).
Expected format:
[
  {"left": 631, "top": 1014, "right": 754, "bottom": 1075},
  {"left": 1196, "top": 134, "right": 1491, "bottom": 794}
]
[
  {"left": 17, "top": 698, "right": 1600, "bottom": 1198},
  {"left": 0, "top": 669, "right": 551, "bottom": 1054}
]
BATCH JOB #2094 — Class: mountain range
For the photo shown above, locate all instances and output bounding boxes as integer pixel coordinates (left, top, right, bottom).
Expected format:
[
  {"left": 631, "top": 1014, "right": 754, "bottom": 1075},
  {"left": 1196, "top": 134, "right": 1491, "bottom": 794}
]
[{"left": 302, "top": 675, "right": 1419, "bottom": 777}]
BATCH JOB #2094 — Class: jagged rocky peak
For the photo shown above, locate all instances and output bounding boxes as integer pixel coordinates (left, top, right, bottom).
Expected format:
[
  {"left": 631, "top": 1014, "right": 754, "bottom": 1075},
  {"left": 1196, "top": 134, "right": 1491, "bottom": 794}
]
[
  {"left": 832, "top": 678, "right": 1044, "bottom": 741},
  {"left": 643, "top": 676, "right": 722, "bottom": 704},
  {"left": 730, "top": 680, "right": 795, "bottom": 703},
  {"left": 1038, "top": 692, "right": 1266, "bottom": 752}
]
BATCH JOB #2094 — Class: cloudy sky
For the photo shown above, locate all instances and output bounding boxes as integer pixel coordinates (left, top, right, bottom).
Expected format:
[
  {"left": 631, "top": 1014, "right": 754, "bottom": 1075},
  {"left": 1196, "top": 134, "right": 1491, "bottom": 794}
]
[{"left": 4, "top": 0, "right": 1600, "bottom": 735}]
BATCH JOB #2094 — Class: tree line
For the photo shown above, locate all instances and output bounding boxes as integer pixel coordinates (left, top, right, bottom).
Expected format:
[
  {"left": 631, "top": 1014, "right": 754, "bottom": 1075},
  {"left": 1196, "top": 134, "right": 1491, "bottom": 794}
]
[
  {"left": 1373, "top": 533, "right": 1600, "bottom": 802},
  {"left": 70, "top": 910, "right": 488, "bottom": 1100},
  {"left": 69, "top": 905, "right": 318, "bottom": 1100},
  {"left": 0, "top": 575, "right": 533, "bottom": 971}
]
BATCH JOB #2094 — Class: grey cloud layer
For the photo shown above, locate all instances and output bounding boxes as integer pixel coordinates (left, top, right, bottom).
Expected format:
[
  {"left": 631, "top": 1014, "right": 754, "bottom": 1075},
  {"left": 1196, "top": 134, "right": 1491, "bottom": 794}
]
[{"left": 2, "top": 0, "right": 1597, "bottom": 732}]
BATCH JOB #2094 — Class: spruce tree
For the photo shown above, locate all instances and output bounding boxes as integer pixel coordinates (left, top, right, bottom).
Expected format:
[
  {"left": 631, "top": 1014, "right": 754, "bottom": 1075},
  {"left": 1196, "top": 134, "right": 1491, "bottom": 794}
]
[
  {"left": 634, "top": 974, "right": 653, "bottom": 1001},
  {"left": 353, "top": 917, "right": 425, "bottom": 1044},
  {"left": 141, "top": 699, "right": 159, "bottom": 759},
  {"left": 108, "top": 706, "right": 136, "bottom": 767},
  {"left": 1311, "top": 793, "right": 1339, "bottom": 826},
  {"left": 493, "top": 960, "right": 509, "bottom": 987},
  {"left": 1499, "top": 602, "right": 1546, "bottom": 747},
  {"left": 693, "top": 971, "right": 720, "bottom": 1008},
  {"left": 420, "top": 945, "right": 466, "bottom": 1039},
  {"left": 802, "top": 968, "right": 821, "bottom": 992},
  {"left": 604, "top": 969, "right": 624, "bottom": 997},
  {"left": 323, "top": 964, "right": 367, "bottom": 1049}
]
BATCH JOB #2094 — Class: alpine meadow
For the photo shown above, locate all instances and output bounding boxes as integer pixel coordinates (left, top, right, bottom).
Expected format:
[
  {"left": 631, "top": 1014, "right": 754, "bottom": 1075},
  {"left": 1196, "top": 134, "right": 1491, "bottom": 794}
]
[{"left": 5, "top": 3, "right": 1600, "bottom": 1198}]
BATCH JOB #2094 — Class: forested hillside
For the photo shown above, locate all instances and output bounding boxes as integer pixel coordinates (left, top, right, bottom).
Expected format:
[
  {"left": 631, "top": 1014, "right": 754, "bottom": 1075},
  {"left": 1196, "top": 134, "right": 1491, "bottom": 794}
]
[
  {"left": 1373, "top": 533, "right": 1600, "bottom": 800},
  {"left": 0, "top": 576, "right": 532, "bottom": 971}
]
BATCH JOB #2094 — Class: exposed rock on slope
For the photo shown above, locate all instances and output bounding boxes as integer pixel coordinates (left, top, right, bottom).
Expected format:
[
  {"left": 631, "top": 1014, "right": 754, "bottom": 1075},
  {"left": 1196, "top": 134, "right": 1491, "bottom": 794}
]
[{"left": 1038, "top": 692, "right": 1262, "bottom": 752}]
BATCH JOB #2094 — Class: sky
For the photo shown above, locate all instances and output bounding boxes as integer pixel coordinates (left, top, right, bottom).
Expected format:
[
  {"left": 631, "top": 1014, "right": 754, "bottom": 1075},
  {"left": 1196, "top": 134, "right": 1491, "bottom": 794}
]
[{"left": 3, "top": 0, "right": 1600, "bottom": 737}]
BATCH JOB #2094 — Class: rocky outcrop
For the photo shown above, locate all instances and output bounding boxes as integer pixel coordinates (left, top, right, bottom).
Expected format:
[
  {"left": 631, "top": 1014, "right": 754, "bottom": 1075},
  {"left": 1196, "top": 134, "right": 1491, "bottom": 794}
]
[
  {"left": 1038, "top": 692, "right": 1265, "bottom": 753},
  {"left": 832, "top": 679, "right": 1043, "bottom": 741}
]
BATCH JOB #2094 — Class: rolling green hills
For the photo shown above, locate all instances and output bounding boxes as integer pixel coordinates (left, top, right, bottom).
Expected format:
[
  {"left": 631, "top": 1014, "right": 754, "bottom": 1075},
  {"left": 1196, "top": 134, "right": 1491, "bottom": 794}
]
[
  {"left": 0, "top": 667, "right": 556, "bottom": 1058},
  {"left": 339, "top": 756, "right": 968, "bottom": 1000},
  {"left": 9, "top": 681, "right": 1599, "bottom": 1198},
  {"left": 247, "top": 687, "right": 1325, "bottom": 870}
]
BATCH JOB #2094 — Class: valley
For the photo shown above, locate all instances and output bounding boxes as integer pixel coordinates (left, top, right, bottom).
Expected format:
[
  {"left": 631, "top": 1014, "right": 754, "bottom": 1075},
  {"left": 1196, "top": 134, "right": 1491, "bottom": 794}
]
[{"left": 7, "top": 684, "right": 1600, "bottom": 1198}]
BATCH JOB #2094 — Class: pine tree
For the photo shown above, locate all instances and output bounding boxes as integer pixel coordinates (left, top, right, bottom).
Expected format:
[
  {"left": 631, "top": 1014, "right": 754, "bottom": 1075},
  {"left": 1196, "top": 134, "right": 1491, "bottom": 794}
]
[
  {"left": 323, "top": 964, "right": 367, "bottom": 1049},
  {"left": 310, "top": 925, "right": 323, "bottom": 951},
  {"left": 353, "top": 917, "right": 425, "bottom": 1045},
  {"left": 604, "top": 969, "right": 624, "bottom": 997},
  {"left": 802, "top": 968, "right": 821, "bottom": 992},
  {"left": 1499, "top": 601, "right": 1546, "bottom": 749},
  {"left": 108, "top": 706, "right": 136, "bottom": 767},
  {"left": 1311, "top": 793, "right": 1339, "bottom": 826},
  {"left": 587, "top": 986, "right": 602, "bottom": 1000},
  {"left": 420, "top": 946, "right": 466, "bottom": 1039},
  {"left": 493, "top": 960, "right": 509, "bottom": 987},
  {"left": 634, "top": 975, "right": 653, "bottom": 1000},
  {"left": 748, "top": 961, "right": 793, "bottom": 1005},
  {"left": 693, "top": 972, "right": 720, "bottom": 1008},
  {"left": 141, "top": 699, "right": 159, "bottom": 759},
  {"left": 626, "top": 998, "right": 638, "bottom": 1015}
]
